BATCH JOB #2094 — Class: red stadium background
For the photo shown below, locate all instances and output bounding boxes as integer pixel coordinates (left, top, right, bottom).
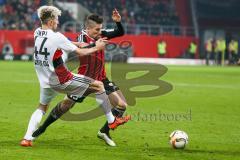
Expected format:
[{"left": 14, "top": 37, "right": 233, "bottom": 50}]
[{"left": 0, "top": 30, "right": 198, "bottom": 58}]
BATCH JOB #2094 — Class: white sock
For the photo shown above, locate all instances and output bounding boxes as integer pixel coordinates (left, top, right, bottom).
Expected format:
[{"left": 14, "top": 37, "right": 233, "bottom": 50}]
[
  {"left": 106, "top": 112, "right": 115, "bottom": 124},
  {"left": 96, "top": 91, "right": 115, "bottom": 123},
  {"left": 23, "top": 109, "right": 45, "bottom": 140}
]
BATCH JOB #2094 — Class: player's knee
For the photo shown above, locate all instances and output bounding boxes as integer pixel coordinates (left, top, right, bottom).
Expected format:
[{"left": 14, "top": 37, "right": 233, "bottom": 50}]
[
  {"left": 98, "top": 82, "right": 105, "bottom": 92},
  {"left": 92, "top": 80, "right": 104, "bottom": 92},
  {"left": 117, "top": 100, "right": 128, "bottom": 109},
  {"left": 61, "top": 98, "right": 75, "bottom": 109},
  {"left": 38, "top": 103, "right": 49, "bottom": 112}
]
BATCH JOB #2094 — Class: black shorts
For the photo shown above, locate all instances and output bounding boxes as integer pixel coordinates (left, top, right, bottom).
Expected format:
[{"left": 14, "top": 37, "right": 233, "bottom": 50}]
[
  {"left": 102, "top": 78, "right": 120, "bottom": 95},
  {"left": 67, "top": 77, "right": 119, "bottom": 102}
]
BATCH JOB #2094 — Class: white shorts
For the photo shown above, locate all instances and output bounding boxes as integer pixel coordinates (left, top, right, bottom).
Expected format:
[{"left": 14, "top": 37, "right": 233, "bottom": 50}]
[
  {"left": 40, "top": 74, "right": 92, "bottom": 105},
  {"left": 51, "top": 74, "right": 93, "bottom": 97},
  {"left": 39, "top": 87, "right": 58, "bottom": 105}
]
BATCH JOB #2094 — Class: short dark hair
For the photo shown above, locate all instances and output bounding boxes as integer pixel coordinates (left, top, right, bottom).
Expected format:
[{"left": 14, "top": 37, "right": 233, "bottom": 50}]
[{"left": 85, "top": 14, "right": 103, "bottom": 28}]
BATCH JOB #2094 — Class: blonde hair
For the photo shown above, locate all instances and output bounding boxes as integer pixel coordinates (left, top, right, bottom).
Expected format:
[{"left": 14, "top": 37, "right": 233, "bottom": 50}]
[{"left": 37, "top": 6, "right": 61, "bottom": 24}]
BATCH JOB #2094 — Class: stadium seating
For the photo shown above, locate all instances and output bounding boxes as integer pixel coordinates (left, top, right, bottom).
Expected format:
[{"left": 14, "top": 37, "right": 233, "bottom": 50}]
[
  {"left": 0, "top": 0, "right": 74, "bottom": 30},
  {"left": 196, "top": 0, "right": 240, "bottom": 20},
  {"left": 0, "top": 0, "right": 180, "bottom": 31},
  {"left": 76, "top": 0, "right": 179, "bottom": 25}
]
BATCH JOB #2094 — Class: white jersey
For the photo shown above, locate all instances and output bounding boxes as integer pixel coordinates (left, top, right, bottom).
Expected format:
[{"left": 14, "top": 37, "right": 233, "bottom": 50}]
[{"left": 33, "top": 28, "right": 77, "bottom": 88}]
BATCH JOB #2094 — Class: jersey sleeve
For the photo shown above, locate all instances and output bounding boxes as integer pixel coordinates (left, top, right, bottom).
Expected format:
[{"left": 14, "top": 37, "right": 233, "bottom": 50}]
[
  {"left": 56, "top": 32, "right": 78, "bottom": 53},
  {"left": 101, "top": 22, "right": 124, "bottom": 39}
]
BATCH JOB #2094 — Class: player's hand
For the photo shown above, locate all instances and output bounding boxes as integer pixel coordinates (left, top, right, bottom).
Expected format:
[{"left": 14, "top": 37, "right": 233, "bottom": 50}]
[
  {"left": 72, "top": 41, "right": 83, "bottom": 48},
  {"left": 96, "top": 38, "right": 108, "bottom": 50},
  {"left": 112, "top": 8, "right": 121, "bottom": 22},
  {"left": 79, "top": 42, "right": 89, "bottom": 48}
]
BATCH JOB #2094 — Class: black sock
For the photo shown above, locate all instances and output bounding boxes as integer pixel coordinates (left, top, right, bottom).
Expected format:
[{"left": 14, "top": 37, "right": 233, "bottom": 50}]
[
  {"left": 33, "top": 101, "right": 74, "bottom": 137},
  {"left": 32, "top": 102, "right": 61, "bottom": 137},
  {"left": 100, "top": 122, "right": 110, "bottom": 134},
  {"left": 37, "top": 102, "right": 64, "bottom": 131},
  {"left": 112, "top": 107, "right": 126, "bottom": 117},
  {"left": 100, "top": 107, "right": 126, "bottom": 134},
  {"left": 43, "top": 99, "right": 74, "bottom": 127},
  {"left": 32, "top": 113, "right": 57, "bottom": 137},
  {"left": 38, "top": 112, "right": 57, "bottom": 131}
]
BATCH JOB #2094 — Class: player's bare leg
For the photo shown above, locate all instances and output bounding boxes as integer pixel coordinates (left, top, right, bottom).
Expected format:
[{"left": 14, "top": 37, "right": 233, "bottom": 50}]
[
  {"left": 109, "top": 90, "right": 127, "bottom": 108},
  {"left": 32, "top": 81, "right": 130, "bottom": 139},
  {"left": 98, "top": 90, "right": 129, "bottom": 146},
  {"left": 31, "top": 81, "right": 102, "bottom": 139}
]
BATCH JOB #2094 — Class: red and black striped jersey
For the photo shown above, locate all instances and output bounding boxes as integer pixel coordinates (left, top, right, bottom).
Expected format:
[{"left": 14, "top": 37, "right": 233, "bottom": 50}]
[
  {"left": 77, "top": 31, "right": 105, "bottom": 80},
  {"left": 77, "top": 22, "right": 124, "bottom": 81}
]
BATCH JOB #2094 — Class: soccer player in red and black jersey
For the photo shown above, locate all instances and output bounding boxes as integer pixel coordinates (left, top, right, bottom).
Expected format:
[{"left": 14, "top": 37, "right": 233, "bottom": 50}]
[
  {"left": 20, "top": 6, "right": 131, "bottom": 147},
  {"left": 69, "top": 9, "right": 128, "bottom": 146},
  {"left": 32, "top": 9, "right": 128, "bottom": 147}
]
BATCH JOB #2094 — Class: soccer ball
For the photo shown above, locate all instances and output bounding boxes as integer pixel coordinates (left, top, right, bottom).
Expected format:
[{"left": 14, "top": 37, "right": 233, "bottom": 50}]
[{"left": 169, "top": 130, "right": 188, "bottom": 149}]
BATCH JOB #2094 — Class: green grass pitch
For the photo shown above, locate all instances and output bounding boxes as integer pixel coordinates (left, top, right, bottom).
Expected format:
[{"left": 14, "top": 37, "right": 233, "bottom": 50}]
[{"left": 0, "top": 61, "right": 240, "bottom": 160}]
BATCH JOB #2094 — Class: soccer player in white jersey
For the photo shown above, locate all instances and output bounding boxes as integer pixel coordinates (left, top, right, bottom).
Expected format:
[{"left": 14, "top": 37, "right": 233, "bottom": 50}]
[{"left": 20, "top": 5, "right": 130, "bottom": 147}]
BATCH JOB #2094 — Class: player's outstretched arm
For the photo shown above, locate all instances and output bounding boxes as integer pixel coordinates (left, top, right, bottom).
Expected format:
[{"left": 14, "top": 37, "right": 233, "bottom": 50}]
[
  {"left": 101, "top": 8, "right": 124, "bottom": 39},
  {"left": 71, "top": 41, "right": 82, "bottom": 47},
  {"left": 112, "top": 8, "right": 121, "bottom": 22},
  {"left": 75, "top": 38, "right": 108, "bottom": 56}
]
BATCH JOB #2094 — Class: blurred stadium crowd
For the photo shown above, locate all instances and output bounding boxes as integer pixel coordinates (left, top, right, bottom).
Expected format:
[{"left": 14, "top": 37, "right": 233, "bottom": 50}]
[
  {"left": 79, "top": 0, "right": 179, "bottom": 25},
  {"left": 0, "top": 0, "right": 239, "bottom": 65},
  {"left": 0, "top": 0, "right": 179, "bottom": 30},
  {"left": 0, "top": 0, "right": 76, "bottom": 30}
]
